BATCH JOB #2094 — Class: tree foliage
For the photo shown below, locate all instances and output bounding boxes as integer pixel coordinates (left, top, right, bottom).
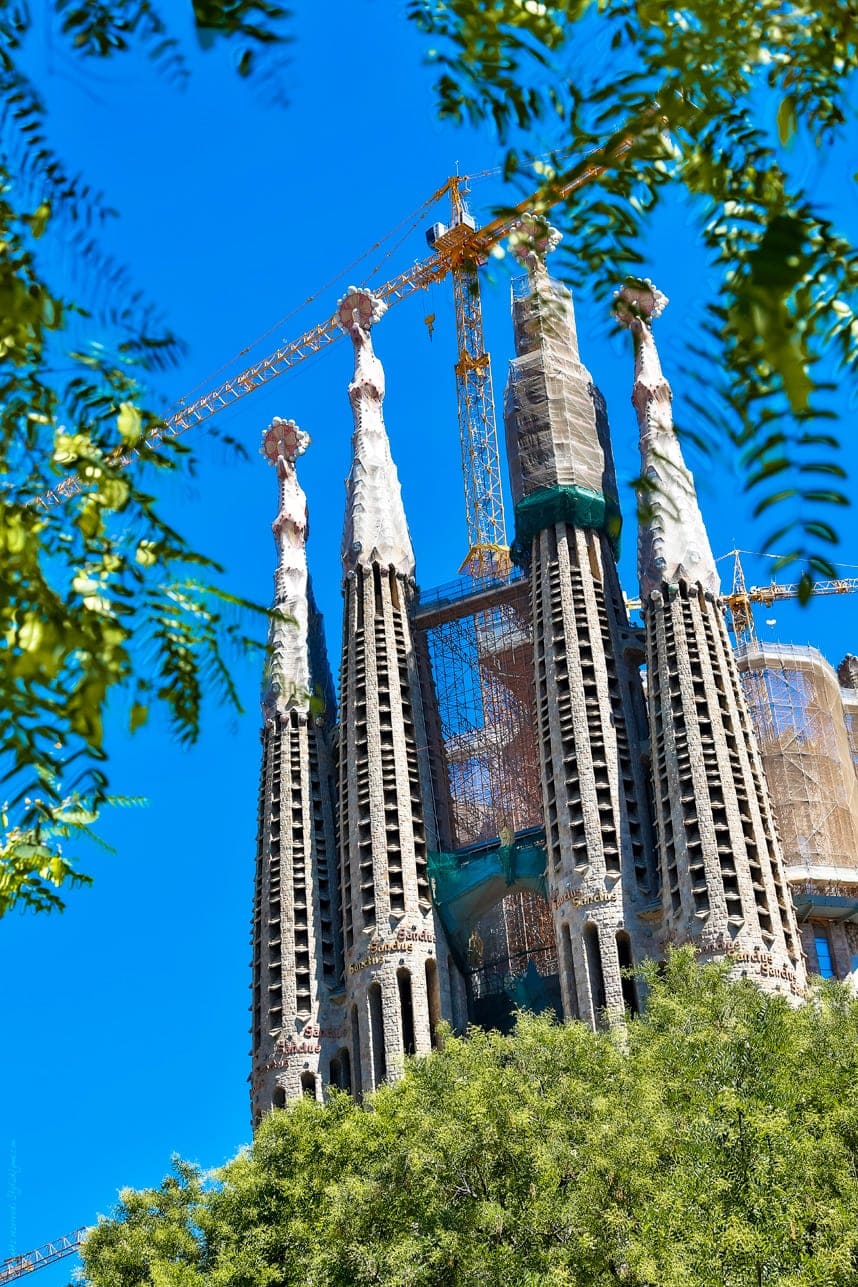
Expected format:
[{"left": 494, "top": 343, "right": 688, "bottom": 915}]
[
  {"left": 0, "top": 3, "right": 290, "bottom": 914},
  {"left": 408, "top": 0, "right": 858, "bottom": 594},
  {"left": 82, "top": 953, "right": 858, "bottom": 1287}
]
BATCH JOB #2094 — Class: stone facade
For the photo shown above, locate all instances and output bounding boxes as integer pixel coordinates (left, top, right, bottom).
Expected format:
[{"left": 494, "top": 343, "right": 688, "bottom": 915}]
[
  {"left": 616, "top": 282, "right": 805, "bottom": 997},
  {"left": 250, "top": 420, "right": 345, "bottom": 1123},
  {"left": 503, "top": 240, "right": 656, "bottom": 1024},
  {"left": 335, "top": 289, "right": 452, "bottom": 1093},
  {"left": 250, "top": 251, "right": 858, "bottom": 1128}
]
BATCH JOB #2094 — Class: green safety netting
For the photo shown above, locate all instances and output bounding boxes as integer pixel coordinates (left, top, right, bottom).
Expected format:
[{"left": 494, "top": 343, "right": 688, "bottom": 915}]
[
  {"left": 511, "top": 483, "right": 622, "bottom": 564},
  {"left": 427, "top": 831, "right": 548, "bottom": 954}
]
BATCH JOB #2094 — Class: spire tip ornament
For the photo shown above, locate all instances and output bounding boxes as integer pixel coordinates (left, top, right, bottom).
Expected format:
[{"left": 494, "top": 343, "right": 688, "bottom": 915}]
[
  {"left": 613, "top": 278, "right": 669, "bottom": 328},
  {"left": 261, "top": 416, "right": 310, "bottom": 466},
  {"left": 337, "top": 287, "right": 387, "bottom": 336},
  {"left": 616, "top": 277, "right": 720, "bottom": 601},
  {"left": 509, "top": 214, "right": 562, "bottom": 274}
]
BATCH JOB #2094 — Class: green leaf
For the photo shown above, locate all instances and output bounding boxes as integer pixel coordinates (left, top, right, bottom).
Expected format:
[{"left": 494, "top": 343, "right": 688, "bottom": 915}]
[
  {"left": 117, "top": 401, "right": 142, "bottom": 442},
  {"left": 129, "top": 703, "right": 149, "bottom": 733},
  {"left": 776, "top": 95, "right": 796, "bottom": 146}
]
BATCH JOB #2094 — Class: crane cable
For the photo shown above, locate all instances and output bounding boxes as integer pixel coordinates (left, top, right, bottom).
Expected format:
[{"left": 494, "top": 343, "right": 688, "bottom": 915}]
[{"left": 171, "top": 187, "right": 449, "bottom": 412}]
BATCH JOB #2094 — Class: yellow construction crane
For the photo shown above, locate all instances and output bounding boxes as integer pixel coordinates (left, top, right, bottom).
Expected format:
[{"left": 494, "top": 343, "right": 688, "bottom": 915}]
[
  {"left": 0, "top": 1228, "right": 86, "bottom": 1283},
  {"left": 38, "top": 126, "right": 641, "bottom": 578},
  {"left": 727, "top": 548, "right": 858, "bottom": 647},
  {"left": 624, "top": 549, "right": 858, "bottom": 640}
]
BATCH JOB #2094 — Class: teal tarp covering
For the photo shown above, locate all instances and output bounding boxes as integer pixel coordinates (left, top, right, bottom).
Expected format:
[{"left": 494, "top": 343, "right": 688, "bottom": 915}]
[
  {"left": 512, "top": 483, "right": 622, "bottom": 563},
  {"left": 427, "top": 829, "right": 548, "bottom": 957}
]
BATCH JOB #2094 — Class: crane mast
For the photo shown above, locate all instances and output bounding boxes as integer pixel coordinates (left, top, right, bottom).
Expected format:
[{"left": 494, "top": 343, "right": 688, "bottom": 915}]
[{"left": 428, "top": 175, "right": 509, "bottom": 577}]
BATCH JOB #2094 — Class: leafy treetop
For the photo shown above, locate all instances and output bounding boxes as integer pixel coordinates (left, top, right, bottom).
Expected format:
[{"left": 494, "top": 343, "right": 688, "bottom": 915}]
[{"left": 82, "top": 952, "right": 858, "bottom": 1287}]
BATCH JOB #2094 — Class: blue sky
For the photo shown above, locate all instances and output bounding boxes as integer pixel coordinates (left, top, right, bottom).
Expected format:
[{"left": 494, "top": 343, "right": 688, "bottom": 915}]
[{"left": 1, "top": 3, "right": 856, "bottom": 1280}]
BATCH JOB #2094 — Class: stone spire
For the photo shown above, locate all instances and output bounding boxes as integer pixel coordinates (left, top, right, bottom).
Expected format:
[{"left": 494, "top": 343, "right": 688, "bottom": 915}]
[
  {"left": 338, "top": 287, "right": 415, "bottom": 577},
  {"left": 503, "top": 220, "right": 619, "bottom": 536},
  {"left": 260, "top": 416, "right": 312, "bottom": 715},
  {"left": 335, "top": 291, "right": 452, "bottom": 1093},
  {"left": 250, "top": 419, "right": 345, "bottom": 1122},
  {"left": 503, "top": 230, "right": 656, "bottom": 1026},
  {"left": 616, "top": 284, "right": 805, "bottom": 997},
  {"left": 614, "top": 281, "right": 719, "bottom": 602}
]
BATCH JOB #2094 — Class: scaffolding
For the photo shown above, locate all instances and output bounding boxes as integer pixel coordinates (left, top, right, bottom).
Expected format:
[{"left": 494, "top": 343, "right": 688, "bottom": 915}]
[
  {"left": 415, "top": 570, "right": 543, "bottom": 848},
  {"left": 842, "top": 690, "right": 858, "bottom": 771},
  {"left": 737, "top": 644, "right": 858, "bottom": 878},
  {"left": 838, "top": 654, "right": 858, "bottom": 770},
  {"left": 414, "top": 570, "right": 556, "bottom": 1020}
]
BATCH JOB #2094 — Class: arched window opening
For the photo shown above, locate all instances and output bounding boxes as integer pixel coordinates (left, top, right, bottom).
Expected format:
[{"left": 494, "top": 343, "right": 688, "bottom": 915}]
[
  {"left": 338, "top": 1045, "right": 352, "bottom": 1093},
  {"left": 584, "top": 922, "right": 606, "bottom": 1019},
  {"left": 351, "top": 1004, "right": 363, "bottom": 1100},
  {"left": 616, "top": 930, "right": 639, "bottom": 1014},
  {"left": 425, "top": 958, "right": 441, "bottom": 1049},
  {"left": 561, "top": 922, "right": 579, "bottom": 1020},
  {"left": 272, "top": 1085, "right": 286, "bottom": 1110},
  {"left": 397, "top": 968, "right": 416, "bottom": 1056},
  {"left": 447, "top": 954, "right": 463, "bottom": 1032},
  {"left": 368, "top": 983, "right": 387, "bottom": 1086},
  {"left": 301, "top": 1071, "right": 316, "bottom": 1099}
]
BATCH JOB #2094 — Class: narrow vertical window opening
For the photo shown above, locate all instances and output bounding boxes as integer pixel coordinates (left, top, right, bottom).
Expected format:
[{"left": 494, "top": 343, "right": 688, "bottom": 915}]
[
  {"left": 397, "top": 968, "right": 416, "bottom": 1056},
  {"left": 425, "top": 958, "right": 441, "bottom": 1049},
  {"left": 616, "top": 930, "right": 639, "bottom": 1014},
  {"left": 561, "top": 922, "right": 579, "bottom": 1019},
  {"left": 584, "top": 921, "right": 606, "bottom": 1017},
  {"left": 368, "top": 983, "right": 387, "bottom": 1086},
  {"left": 350, "top": 1004, "right": 363, "bottom": 1100}
]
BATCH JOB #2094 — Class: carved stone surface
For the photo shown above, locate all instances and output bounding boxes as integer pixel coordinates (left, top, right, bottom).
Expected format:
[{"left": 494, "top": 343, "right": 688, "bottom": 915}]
[
  {"left": 504, "top": 271, "right": 657, "bottom": 1025},
  {"left": 334, "top": 309, "right": 453, "bottom": 1090},
  {"left": 251, "top": 419, "right": 343, "bottom": 1121},
  {"left": 615, "top": 280, "right": 720, "bottom": 602},
  {"left": 508, "top": 214, "right": 563, "bottom": 283},
  {"left": 260, "top": 418, "right": 312, "bottom": 718},
  {"left": 338, "top": 287, "right": 415, "bottom": 577},
  {"left": 616, "top": 289, "right": 806, "bottom": 996}
]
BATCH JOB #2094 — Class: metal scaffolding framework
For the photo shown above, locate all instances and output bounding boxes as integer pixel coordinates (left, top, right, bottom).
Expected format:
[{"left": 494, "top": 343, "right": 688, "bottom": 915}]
[
  {"left": 738, "top": 644, "right": 858, "bottom": 878},
  {"left": 414, "top": 571, "right": 556, "bottom": 1021},
  {"left": 416, "top": 571, "right": 542, "bottom": 849}
]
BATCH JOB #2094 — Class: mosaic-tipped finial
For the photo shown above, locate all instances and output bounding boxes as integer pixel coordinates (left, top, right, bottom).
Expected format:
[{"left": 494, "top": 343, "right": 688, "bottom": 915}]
[
  {"left": 613, "top": 278, "right": 669, "bottom": 328},
  {"left": 509, "top": 214, "right": 562, "bottom": 275},
  {"left": 261, "top": 416, "right": 310, "bottom": 466},
  {"left": 336, "top": 287, "right": 387, "bottom": 336}
]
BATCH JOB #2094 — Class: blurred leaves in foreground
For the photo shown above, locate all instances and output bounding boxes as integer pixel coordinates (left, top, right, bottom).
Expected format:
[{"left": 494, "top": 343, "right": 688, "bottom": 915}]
[
  {"left": 409, "top": 0, "right": 857, "bottom": 583},
  {"left": 0, "top": 2, "right": 290, "bottom": 914}
]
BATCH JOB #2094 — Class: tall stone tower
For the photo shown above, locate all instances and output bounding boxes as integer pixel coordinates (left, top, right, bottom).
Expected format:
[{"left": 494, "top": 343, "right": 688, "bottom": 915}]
[
  {"left": 616, "top": 281, "right": 805, "bottom": 995},
  {"left": 503, "top": 223, "right": 656, "bottom": 1025},
  {"left": 335, "top": 288, "right": 451, "bottom": 1093},
  {"left": 250, "top": 418, "right": 344, "bottom": 1122}
]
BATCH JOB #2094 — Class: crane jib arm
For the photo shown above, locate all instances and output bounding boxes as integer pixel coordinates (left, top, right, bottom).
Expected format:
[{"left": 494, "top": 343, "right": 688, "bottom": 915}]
[{"left": 36, "top": 121, "right": 643, "bottom": 510}]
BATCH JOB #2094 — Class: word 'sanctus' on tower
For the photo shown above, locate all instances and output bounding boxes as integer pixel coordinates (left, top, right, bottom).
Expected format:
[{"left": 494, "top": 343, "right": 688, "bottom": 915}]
[
  {"left": 250, "top": 419, "right": 344, "bottom": 1123},
  {"left": 502, "top": 220, "right": 657, "bottom": 1025},
  {"left": 336, "top": 288, "right": 452, "bottom": 1094},
  {"left": 616, "top": 280, "right": 805, "bottom": 996}
]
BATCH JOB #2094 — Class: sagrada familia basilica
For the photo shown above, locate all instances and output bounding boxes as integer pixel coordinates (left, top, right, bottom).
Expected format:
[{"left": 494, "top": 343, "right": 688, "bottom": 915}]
[{"left": 249, "top": 230, "right": 858, "bottom": 1123}]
